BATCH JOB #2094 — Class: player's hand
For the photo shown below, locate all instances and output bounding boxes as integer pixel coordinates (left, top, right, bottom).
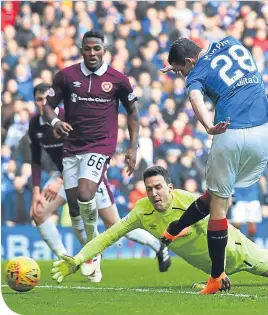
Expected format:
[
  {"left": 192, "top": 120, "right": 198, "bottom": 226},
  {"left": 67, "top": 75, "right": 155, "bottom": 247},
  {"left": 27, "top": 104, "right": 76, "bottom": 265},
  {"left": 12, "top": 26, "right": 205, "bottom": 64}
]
[
  {"left": 206, "top": 117, "right": 230, "bottom": 135},
  {"left": 51, "top": 255, "right": 79, "bottom": 283},
  {"left": 52, "top": 129, "right": 62, "bottom": 139},
  {"left": 42, "top": 177, "right": 63, "bottom": 202},
  {"left": 125, "top": 148, "right": 137, "bottom": 176},
  {"left": 160, "top": 65, "right": 178, "bottom": 75},
  {"left": 30, "top": 192, "right": 46, "bottom": 217},
  {"left": 54, "top": 121, "right": 73, "bottom": 138}
]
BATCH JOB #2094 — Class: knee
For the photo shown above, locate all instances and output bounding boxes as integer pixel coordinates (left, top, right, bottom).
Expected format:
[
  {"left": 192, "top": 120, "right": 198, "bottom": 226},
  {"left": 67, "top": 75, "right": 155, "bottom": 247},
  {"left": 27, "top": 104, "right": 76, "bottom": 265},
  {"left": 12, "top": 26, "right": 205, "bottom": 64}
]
[
  {"left": 65, "top": 196, "right": 79, "bottom": 216},
  {"left": 68, "top": 202, "right": 80, "bottom": 217},
  {"left": 78, "top": 185, "right": 96, "bottom": 202}
]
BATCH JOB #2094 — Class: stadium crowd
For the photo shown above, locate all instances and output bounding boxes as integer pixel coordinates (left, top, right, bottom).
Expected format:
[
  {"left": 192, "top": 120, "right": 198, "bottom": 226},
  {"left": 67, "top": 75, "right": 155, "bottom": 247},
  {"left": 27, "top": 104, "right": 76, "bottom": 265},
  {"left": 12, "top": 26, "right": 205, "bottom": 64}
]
[{"left": 1, "top": 1, "right": 268, "bottom": 226}]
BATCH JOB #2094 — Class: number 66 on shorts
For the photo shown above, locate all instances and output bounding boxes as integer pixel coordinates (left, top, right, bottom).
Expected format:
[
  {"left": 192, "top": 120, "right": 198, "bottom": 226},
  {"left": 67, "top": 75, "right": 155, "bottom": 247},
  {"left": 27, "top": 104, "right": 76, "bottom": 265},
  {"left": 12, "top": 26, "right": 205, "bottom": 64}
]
[{"left": 62, "top": 153, "right": 109, "bottom": 190}]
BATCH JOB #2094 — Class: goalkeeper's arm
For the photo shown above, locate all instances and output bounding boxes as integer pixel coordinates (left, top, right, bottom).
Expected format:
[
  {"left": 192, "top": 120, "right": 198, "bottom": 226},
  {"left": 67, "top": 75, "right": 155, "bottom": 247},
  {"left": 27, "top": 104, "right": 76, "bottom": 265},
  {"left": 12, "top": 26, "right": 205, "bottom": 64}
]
[
  {"left": 75, "top": 213, "right": 140, "bottom": 265},
  {"left": 51, "top": 212, "right": 140, "bottom": 283}
]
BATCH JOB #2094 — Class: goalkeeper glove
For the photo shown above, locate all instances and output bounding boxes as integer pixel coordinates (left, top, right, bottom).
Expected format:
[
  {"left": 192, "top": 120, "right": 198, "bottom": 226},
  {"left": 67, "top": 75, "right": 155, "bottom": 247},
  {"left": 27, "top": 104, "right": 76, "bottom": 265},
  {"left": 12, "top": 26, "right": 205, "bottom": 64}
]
[{"left": 51, "top": 255, "right": 80, "bottom": 283}]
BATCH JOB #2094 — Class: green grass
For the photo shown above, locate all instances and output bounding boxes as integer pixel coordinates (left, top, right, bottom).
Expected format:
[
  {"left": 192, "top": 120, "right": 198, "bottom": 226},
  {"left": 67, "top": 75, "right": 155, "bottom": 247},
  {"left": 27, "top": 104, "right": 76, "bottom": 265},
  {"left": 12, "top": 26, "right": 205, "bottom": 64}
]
[{"left": 2, "top": 258, "right": 268, "bottom": 315}]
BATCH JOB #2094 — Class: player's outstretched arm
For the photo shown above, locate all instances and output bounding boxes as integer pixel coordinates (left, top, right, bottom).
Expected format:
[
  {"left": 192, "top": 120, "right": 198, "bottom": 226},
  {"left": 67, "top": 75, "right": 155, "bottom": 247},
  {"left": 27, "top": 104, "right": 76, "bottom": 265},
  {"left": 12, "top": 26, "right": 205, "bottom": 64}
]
[
  {"left": 51, "top": 213, "right": 140, "bottom": 283},
  {"left": 189, "top": 90, "right": 230, "bottom": 135}
]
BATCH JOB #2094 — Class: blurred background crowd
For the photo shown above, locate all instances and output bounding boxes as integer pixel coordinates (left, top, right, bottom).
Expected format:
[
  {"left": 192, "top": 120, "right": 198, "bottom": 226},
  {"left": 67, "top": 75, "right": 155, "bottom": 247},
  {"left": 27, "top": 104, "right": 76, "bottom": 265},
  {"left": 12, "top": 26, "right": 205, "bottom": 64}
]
[{"left": 1, "top": 1, "right": 268, "bottom": 229}]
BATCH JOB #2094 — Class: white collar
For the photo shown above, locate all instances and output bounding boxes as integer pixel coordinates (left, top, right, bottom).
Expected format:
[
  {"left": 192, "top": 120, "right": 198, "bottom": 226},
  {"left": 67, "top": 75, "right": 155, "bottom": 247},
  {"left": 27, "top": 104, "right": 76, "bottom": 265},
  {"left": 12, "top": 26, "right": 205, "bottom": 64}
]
[
  {"left": 39, "top": 107, "right": 59, "bottom": 126},
  {"left": 80, "top": 61, "right": 108, "bottom": 77}
]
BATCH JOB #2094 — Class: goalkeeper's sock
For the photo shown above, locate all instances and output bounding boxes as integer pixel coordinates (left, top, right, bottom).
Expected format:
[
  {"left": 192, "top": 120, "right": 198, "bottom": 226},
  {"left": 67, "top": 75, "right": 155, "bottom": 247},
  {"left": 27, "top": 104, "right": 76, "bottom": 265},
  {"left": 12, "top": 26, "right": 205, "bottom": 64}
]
[
  {"left": 37, "top": 218, "right": 67, "bottom": 258},
  {"left": 207, "top": 218, "right": 228, "bottom": 278},
  {"left": 166, "top": 191, "right": 210, "bottom": 236},
  {"left": 78, "top": 198, "right": 98, "bottom": 242},
  {"left": 71, "top": 215, "right": 87, "bottom": 245},
  {"left": 126, "top": 229, "right": 161, "bottom": 252}
]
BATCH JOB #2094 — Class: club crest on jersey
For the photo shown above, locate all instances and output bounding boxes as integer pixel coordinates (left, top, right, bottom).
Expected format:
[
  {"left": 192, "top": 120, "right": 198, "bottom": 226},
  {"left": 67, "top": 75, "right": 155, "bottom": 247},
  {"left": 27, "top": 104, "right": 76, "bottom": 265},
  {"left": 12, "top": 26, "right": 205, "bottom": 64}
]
[
  {"left": 101, "top": 82, "right": 113, "bottom": 92},
  {"left": 48, "top": 88, "right": 55, "bottom": 97},
  {"left": 36, "top": 133, "right": 43, "bottom": 139},
  {"left": 71, "top": 93, "right": 78, "bottom": 102},
  {"left": 73, "top": 81, "right": 82, "bottom": 88},
  {"left": 128, "top": 92, "right": 136, "bottom": 101}
]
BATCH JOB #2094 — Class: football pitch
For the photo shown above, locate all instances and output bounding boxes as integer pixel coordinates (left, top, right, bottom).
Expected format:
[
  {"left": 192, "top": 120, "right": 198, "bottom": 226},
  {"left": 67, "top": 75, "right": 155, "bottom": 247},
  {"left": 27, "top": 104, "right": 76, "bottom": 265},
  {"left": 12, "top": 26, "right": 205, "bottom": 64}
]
[{"left": 2, "top": 258, "right": 268, "bottom": 315}]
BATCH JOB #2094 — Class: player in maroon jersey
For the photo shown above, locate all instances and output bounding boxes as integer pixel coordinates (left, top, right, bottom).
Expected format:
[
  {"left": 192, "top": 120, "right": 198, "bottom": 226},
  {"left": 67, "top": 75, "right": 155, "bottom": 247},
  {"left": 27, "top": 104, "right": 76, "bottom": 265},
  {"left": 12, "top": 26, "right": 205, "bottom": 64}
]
[
  {"left": 29, "top": 83, "right": 69, "bottom": 258},
  {"left": 43, "top": 30, "right": 140, "bottom": 280}
]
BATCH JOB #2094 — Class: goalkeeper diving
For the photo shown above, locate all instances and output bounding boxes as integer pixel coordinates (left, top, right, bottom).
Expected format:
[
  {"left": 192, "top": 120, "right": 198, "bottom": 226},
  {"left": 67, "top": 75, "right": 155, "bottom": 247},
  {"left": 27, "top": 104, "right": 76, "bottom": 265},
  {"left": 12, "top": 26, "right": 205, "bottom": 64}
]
[{"left": 51, "top": 166, "right": 268, "bottom": 286}]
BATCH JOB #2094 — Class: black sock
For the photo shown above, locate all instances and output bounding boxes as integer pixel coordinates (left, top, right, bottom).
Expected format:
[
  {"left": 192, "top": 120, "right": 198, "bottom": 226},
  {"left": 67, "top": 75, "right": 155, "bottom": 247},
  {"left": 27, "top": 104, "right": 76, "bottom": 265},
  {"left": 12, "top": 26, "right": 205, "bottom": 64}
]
[
  {"left": 167, "top": 197, "right": 210, "bottom": 236},
  {"left": 208, "top": 229, "right": 228, "bottom": 278}
]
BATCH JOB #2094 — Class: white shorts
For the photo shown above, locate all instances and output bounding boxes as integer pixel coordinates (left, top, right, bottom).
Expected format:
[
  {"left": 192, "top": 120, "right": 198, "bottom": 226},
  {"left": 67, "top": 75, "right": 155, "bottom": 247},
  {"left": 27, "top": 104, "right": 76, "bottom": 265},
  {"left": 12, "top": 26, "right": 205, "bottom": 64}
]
[
  {"left": 43, "top": 171, "right": 66, "bottom": 200},
  {"left": 95, "top": 177, "right": 114, "bottom": 209},
  {"left": 231, "top": 200, "right": 262, "bottom": 224},
  {"left": 62, "top": 153, "right": 109, "bottom": 190},
  {"left": 48, "top": 177, "right": 113, "bottom": 209},
  {"left": 206, "top": 123, "right": 268, "bottom": 197}
]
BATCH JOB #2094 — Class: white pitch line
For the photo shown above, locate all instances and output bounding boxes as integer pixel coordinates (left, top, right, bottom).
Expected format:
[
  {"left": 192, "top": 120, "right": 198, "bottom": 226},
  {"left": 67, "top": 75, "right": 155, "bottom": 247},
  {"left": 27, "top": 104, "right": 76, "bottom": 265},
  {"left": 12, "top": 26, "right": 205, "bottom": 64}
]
[{"left": 1, "top": 284, "right": 262, "bottom": 299}]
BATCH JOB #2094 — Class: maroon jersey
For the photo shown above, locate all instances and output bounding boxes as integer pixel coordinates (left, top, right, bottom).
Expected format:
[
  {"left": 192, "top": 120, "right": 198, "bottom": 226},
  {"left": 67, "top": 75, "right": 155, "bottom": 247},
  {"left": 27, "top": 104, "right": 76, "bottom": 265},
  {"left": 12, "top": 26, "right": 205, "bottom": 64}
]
[
  {"left": 46, "top": 62, "right": 137, "bottom": 157},
  {"left": 29, "top": 107, "right": 65, "bottom": 187}
]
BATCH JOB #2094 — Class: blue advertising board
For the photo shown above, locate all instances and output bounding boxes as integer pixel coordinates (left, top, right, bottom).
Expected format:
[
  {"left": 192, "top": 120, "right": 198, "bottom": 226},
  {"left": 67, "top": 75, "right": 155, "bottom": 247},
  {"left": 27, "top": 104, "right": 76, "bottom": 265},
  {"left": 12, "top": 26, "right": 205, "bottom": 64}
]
[
  {"left": 1, "top": 224, "right": 155, "bottom": 260},
  {"left": 2, "top": 219, "right": 268, "bottom": 260}
]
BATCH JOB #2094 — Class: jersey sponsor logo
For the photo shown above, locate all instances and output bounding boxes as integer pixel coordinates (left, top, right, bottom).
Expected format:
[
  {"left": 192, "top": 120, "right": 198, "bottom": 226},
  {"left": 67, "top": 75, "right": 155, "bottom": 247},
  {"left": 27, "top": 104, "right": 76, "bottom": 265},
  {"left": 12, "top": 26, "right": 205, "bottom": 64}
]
[
  {"left": 235, "top": 74, "right": 259, "bottom": 87},
  {"left": 101, "top": 82, "right": 113, "bottom": 92},
  {"left": 70, "top": 93, "right": 111, "bottom": 103},
  {"left": 48, "top": 88, "right": 55, "bottom": 97},
  {"left": 128, "top": 91, "right": 136, "bottom": 101},
  {"left": 41, "top": 143, "right": 63, "bottom": 149},
  {"left": 73, "top": 81, "right": 82, "bottom": 88}
]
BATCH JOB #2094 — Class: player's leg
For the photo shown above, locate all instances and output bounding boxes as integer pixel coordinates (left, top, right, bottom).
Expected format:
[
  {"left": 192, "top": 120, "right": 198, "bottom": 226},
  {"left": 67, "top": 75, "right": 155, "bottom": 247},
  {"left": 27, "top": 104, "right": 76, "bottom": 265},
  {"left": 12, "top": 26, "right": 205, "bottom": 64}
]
[
  {"left": 202, "top": 126, "right": 268, "bottom": 294},
  {"left": 31, "top": 174, "right": 67, "bottom": 258},
  {"left": 74, "top": 153, "right": 110, "bottom": 282},
  {"left": 76, "top": 153, "right": 110, "bottom": 242},
  {"left": 96, "top": 179, "right": 171, "bottom": 272},
  {"left": 199, "top": 131, "right": 241, "bottom": 294},
  {"left": 65, "top": 186, "right": 87, "bottom": 246},
  {"left": 63, "top": 154, "right": 101, "bottom": 281},
  {"left": 62, "top": 155, "right": 100, "bottom": 280}
]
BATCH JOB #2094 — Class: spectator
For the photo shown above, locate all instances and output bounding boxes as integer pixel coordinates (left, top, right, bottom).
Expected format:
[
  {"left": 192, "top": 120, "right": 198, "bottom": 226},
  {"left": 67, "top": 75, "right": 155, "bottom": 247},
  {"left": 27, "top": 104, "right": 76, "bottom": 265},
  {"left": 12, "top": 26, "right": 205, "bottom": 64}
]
[
  {"left": 4, "top": 108, "right": 30, "bottom": 149},
  {"left": 129, "top": 180, "right": 147, "bottom": 209}
]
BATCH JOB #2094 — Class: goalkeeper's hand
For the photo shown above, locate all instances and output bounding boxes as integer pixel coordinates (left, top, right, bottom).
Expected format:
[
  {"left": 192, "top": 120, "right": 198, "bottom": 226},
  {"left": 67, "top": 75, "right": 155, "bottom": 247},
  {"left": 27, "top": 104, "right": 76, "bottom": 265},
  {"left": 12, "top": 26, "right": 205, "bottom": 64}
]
[{"left": 51, "top": 255, "right": 79, "bottom": 283}]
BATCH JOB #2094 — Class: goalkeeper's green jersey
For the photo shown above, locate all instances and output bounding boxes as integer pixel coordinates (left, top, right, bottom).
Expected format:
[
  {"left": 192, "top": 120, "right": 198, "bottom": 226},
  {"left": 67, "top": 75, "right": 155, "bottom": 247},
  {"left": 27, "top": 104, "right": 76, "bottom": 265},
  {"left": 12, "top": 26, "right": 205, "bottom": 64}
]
[{"left": 79, "top": 189, "right": 268, "bottom": 275}]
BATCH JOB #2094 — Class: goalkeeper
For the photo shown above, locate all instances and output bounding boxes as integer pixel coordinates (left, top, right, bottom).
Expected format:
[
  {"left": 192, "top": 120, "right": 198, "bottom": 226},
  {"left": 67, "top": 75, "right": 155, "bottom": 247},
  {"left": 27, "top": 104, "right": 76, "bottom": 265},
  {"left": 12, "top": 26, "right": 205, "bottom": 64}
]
[{"left": 51, "top": 166, "right": 268, "bottom": 286}]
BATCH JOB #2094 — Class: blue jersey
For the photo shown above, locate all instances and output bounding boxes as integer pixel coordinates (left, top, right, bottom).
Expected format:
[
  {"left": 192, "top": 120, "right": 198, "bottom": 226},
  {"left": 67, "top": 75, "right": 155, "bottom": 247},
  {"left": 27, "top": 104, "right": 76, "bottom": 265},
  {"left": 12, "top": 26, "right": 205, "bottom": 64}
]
[
  {"left": 234, "top": 182, "right": 260, "bottom": 202},
  {"left": 186, "top": 36, "right": 268, "bottom": 129}
]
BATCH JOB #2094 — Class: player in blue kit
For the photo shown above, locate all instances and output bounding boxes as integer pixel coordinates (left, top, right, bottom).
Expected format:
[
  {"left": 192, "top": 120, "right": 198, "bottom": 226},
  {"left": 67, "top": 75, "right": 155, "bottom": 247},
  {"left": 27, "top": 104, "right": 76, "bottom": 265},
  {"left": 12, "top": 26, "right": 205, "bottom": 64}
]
[
  {"left": 161, "top": 36, "right": 268, "bottom": 294},
  {"left": 230, "top": 183, "right": 262, "bottom": 243}
]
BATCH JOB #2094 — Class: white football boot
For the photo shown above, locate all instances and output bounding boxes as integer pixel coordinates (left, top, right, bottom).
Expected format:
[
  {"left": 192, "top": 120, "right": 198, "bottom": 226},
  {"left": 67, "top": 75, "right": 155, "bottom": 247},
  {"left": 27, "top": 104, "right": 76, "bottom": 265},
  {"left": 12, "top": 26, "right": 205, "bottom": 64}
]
[{"left": 80, "top": 254, "right": 102, "bottom": 283}]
